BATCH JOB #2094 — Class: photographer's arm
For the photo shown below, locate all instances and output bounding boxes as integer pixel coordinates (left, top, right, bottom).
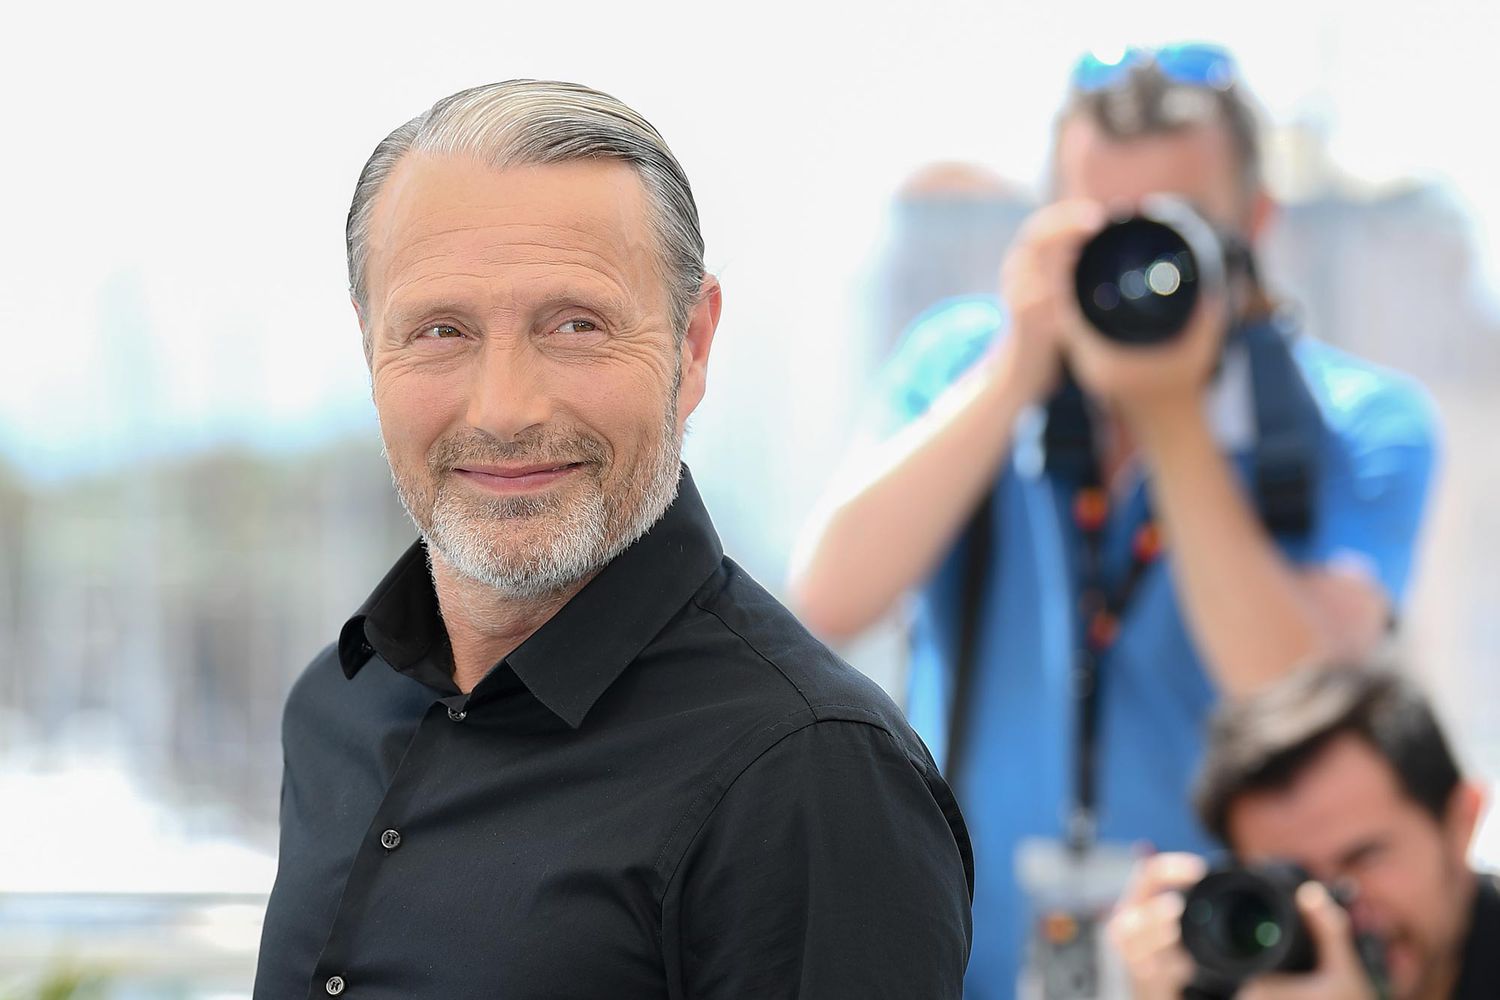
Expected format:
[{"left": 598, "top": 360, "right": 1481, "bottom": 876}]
[
  {"left": 789, "top": 201, "right": 1102, "bottom": 640},
  {"left": 1131, "top": 390, "right": 1388, "bottom": 699},
  {"left": 787, "top": 342, "right": 1034, "bottom": 640}
]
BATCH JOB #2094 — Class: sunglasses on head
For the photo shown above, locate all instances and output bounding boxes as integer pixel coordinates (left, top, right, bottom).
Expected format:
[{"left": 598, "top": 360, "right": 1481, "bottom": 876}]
[{"left": 1070, "top": 43, "right": 1239, "bottom": 93}]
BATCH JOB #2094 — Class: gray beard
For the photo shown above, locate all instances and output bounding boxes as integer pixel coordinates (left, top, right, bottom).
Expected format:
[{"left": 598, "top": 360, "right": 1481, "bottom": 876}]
[{"left": 388, "top": 384, "right": 683, "bottom": 601}]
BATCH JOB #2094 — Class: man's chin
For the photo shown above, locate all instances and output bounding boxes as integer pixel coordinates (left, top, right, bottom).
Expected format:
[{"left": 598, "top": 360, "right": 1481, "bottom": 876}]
[
  {"left": 431, "top": 541, "right": 594, "bottom": 597},
  {"left": 1381, "top": 937, "right": 1427, "bottom": 1000}
]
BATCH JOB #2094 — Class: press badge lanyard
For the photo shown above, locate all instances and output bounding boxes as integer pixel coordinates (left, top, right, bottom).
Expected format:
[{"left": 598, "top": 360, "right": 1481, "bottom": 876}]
[
  {"left": 1065, "top": 468, "right": 1163, "bottom": 852},
  {"left": 943, "top": 413, "right": 1165, "bottom": 857},
  {"left": 1057, "top": 317, "right": 1317, "bottom": 851}
]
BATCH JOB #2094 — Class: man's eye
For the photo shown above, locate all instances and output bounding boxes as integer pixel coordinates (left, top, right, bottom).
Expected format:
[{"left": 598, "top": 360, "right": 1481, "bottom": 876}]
[
  {"left": 418, "top": 324, "right": 462, "bottom": 339},
  {"left": 555, "top": 319, "right": 598, "bottom": 335}
]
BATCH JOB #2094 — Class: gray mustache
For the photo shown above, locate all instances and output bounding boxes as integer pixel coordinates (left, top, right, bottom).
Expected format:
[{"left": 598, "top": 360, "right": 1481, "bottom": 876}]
[{"left": 428, "top": 430, "right": 610, "bottom": 471}]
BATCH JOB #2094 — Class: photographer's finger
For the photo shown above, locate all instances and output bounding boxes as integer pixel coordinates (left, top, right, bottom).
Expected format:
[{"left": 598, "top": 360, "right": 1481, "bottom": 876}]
[
  {"left": 1149, "top": 948, "right": 1197, "bottom": 1000},
  {"left": 1297, "top": 881, "right": 1359, "bottom": 971},
  {"left": 1120, "top": 852, "right": 1208, "bottom": 905},
  {"left": 1041, "top": 204, "right": 1110, "bottom": 279},
  {"left": 1238, "top": 974, "right": 1322, "bottom": 1000},
  {"left": 1015, "top": 198, "right": 1108, "bottom": 246},
  {"left": 1110, "top": 899, "right": 1196, "bottom": 1000},
  {"left": 1127, "top": 948, "right": 1197, "bottom": 1000},
  {"left": 1109, "top": 890, "right": 1186, "bottom": 966}
]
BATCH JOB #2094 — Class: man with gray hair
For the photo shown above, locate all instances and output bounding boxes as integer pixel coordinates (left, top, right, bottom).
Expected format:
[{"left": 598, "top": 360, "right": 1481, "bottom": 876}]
[{"left": 253, "top": 80, "right": 973, "bottom": 999}]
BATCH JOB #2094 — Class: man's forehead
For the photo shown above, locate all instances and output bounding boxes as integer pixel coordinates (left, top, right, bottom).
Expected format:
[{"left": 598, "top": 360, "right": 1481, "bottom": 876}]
[
  {"left": 1055, "top": 116, "right": 1243, "bottom": 208},
  {"left": 1227, "top": 736, "right": 1406, "bottom": 860},
  {"left": 367, "top": 154, "right": 658, "bottom": 288}
]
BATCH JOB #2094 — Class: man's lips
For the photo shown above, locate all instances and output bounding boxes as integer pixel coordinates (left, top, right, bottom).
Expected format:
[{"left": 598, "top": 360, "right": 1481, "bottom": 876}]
[
  {"left": 452, "top": 462, "right": 587, "bottom": 491},
  {"left": 456, "top": 462, "right": 585, "bottom": 478}
]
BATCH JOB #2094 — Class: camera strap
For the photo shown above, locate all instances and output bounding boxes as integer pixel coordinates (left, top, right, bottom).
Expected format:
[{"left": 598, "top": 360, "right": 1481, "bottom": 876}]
[
  {"left": 1239, "top": 317, "right": 1321, "bottom": 538},
  {"left": 943, "top": 322, "right": 1321, "bottom": 848}
]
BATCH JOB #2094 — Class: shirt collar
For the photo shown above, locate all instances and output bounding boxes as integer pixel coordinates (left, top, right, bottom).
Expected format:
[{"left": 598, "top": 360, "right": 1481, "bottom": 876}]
[
  {"left": 338, "top": 541, "right": 442, "bottom": 679},
  {"left": 338, "top": 466, "right": 724, "bottom": 729}
]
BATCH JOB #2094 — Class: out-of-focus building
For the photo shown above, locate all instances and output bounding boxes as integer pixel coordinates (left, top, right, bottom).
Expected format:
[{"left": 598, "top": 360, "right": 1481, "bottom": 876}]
[
  {"left": 4, "top": 440, "right": 412, "bottom": 846},
  {"left": 1260, "top": 120, "right": 1500, "bottom": 779},
  {"left": 859, "top": 162, "right": 1034, "bottom": 365}
]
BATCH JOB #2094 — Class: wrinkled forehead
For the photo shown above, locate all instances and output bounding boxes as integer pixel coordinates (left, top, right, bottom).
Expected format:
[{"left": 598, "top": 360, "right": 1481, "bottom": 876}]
[{"left": 365, "top": 153, "right": 665, "bottom": 311}]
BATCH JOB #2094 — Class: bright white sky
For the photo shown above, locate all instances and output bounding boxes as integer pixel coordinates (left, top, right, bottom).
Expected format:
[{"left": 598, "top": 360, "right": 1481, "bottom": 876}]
[{"left": 2, "top": 0, "right": 1497, "bottom": 483}]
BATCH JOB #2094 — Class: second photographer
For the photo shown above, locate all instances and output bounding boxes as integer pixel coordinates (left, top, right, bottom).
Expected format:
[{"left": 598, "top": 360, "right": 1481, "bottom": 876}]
[{"left": 1107, "top": 666, "right": 1497, "bottom": 1000}]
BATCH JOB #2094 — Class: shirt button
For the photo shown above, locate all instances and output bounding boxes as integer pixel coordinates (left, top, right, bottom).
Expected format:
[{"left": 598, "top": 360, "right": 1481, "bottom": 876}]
[
  {"left": 325, "top": 975, "right": 346, "bottom": 995},
  {"left": 380, "top": 829, "right": 402, "bottom": 850},
  {"left": 447, "top": 707, "right": 467, "bottom": 722}
]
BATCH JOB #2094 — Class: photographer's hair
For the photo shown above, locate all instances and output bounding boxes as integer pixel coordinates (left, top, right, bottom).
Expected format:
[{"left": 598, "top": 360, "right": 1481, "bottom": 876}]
[
  {"left": 1195, "top": 666, "right": 1463, "bottom": 845},
  {"left": 346, "top": 79, "right": 705, "bottom": 361},
  {"left": 1052, "top": 61, "right": 1264, "bottom": 196}
]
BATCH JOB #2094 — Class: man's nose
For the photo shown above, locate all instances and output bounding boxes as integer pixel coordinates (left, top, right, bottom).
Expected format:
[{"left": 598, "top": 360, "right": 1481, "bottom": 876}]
[{"left": 464, "top": 335, "right": 554, "bottom": 441}]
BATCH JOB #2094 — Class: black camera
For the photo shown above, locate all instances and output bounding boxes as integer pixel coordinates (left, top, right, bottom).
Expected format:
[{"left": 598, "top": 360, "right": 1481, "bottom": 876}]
[
  {"left": 1073, "top": 195, "right": 1226, "bottom": 345},
  {"left": 1179, "top": 861, "right": 1389, "bottom": 998},
  {"left": 1180, "top": 861, "right": 1317, "bottom": 992}
]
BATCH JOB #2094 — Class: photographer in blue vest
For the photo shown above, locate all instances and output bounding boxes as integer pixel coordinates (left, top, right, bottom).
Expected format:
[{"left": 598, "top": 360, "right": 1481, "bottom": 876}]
[{"left": 790, "top": 44, "right": 1437, "bottom": 998}]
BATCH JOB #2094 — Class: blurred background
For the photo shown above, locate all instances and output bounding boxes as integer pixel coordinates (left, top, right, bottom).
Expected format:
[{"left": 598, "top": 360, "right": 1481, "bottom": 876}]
[{"left": 4, "top": 0, "right": 1498, "bottom": 994}]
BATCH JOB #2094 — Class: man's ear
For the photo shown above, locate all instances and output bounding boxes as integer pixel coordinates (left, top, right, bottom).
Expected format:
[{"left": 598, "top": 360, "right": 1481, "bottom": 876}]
[
  {"left": 675, "top": 276, "right": 722, "bottom": 434},
  {"left": 1246, "top": 187, "right": 1277, "bottom": 244},
  {"left": 1445, "top": 779, "right": 1487, "bottom": 861}
]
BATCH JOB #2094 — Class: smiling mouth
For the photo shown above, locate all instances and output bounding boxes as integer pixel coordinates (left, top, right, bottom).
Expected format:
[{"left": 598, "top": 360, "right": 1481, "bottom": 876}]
[
  {"left": 450, "top": 462, "right": 587, "bottom": 492},
  {"left": 455, "top": 462, "right": 585, "bottom": 477}
]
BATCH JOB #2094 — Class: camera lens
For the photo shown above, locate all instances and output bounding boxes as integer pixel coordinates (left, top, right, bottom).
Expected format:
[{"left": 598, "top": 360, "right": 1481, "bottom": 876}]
[
  {"left": 1181, "top": 864, "right": 1316, "bottom": 984},
  {"left": 1189, "top": 885, "right": 1282, "bottom": 960},
  {"left": 1073, "top": 196, "right": 1224, "bottom": 346}
]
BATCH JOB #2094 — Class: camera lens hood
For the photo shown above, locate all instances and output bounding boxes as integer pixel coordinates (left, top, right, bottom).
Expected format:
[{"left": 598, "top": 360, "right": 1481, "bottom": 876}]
[{"left": 1073, "top": 194, "right": 1226, "bottom": 345}]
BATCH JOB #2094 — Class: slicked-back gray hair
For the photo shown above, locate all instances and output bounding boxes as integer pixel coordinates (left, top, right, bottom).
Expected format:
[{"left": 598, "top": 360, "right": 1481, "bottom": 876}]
[{"left": 347, "top": 80, "right": 705, "bottom": 358}]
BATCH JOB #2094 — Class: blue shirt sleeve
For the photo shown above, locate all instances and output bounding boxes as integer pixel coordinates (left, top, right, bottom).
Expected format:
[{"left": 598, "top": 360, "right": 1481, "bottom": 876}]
[
  {"left": 1295, "top": 339, "right": 1440, "bottom": 608},
  {"left": 875, "top": 295, "right": 1008, "bottom": 433}
]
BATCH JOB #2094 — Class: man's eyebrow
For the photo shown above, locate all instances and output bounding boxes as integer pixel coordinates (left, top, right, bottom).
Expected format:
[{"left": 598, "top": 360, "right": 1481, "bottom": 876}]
[
  {"left": 382, "top": 279, "right": 640, "bottom": 328},
  {"left": 529, "top": 288, "right": 636, "bottom": 318},
  {"left": 1334, "top": 837, "right": 1386, "bottom": 870},
  {"left": 382, "top": 297, "right": 480, "bottom": 329}
]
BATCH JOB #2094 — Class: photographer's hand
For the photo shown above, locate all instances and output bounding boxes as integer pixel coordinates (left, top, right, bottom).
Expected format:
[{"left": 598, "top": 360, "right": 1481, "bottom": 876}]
[
  {"left": 1057, "top": 276, "right": 1229, "bottom": 426},
  {"left": 1238, "top": 882, "right": 1377, "bottom": 1000},
  {"left": 1107, "top": 852, "right": 1206, "bottom": 1000},
  {"left": 999, "top": 198, "right": 1108, "bottom": 407}
]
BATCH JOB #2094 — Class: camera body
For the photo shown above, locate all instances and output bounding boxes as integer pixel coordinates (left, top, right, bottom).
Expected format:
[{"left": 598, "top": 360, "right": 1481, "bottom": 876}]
[
  {"left": 1179, "top": 860, "right": 1387, "bottom": 998},
  {"left": 1073, "top": 195, "right": 1227, "bottom": 345},
  {"left": 1180, "top": 860, "right": 1317, "bottom": 993}
]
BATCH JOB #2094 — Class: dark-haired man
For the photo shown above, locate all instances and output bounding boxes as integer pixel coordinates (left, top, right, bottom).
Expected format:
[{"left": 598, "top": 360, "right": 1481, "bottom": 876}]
[
  {"left": 1108, "top": 667, "right": 1496, "bottom": 999},
  {"left": 790, "top": 44, "right": 1436, "bottom": 997}
]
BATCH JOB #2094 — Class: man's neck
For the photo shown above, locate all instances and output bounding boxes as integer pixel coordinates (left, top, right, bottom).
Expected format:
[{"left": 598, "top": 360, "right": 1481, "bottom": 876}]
[{"left": 429, "top": 556, "right": 595, "bottom": 694}]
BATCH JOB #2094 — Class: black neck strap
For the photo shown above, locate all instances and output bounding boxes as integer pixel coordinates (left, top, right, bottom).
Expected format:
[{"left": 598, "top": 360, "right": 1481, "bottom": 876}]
[{"left": 942, "top": 319, "right": 1322, "bottom": 848}]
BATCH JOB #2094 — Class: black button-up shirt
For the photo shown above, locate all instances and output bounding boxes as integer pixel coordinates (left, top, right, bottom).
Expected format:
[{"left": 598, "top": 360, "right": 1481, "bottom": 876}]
[{"left": 254, "top": 470, "right": 974, "bottom": 999}]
